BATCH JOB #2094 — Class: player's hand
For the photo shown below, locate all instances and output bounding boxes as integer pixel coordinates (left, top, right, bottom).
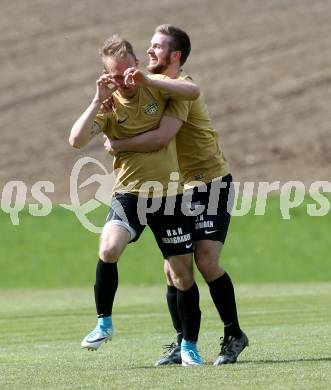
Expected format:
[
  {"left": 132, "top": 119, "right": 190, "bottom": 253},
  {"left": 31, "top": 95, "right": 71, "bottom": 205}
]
[
  {"left": 123, "top": 67, "right": 150, "bottom": 87},
  {"left": 100, "top": 97, "right": 113, "bottom": 113},
  {"left": 95, "top": 74, "right": 117, "bottom": 103}
]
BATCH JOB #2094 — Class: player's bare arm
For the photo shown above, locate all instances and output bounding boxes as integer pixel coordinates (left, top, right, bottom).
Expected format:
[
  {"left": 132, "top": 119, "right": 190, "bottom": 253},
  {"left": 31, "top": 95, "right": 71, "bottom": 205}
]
[
  {"left": 69, "top": 74, "right": 116, "bottom": 149},
  {"left": 124, "top": 67, "right": 199, "bottom": 100},
  {"left": 104, "top": 115, "right": 183, "bottom": 154}
]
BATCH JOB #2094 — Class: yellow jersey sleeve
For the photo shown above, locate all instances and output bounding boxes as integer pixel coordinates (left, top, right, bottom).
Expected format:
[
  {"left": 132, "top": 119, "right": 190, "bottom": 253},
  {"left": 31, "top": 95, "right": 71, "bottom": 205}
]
[
  {"left": 161, "top": 72, "right": 195, "bottom": 121},
  {"left": 94, "top": 112, "right": 113, "bottom": 137},
  {"left": 163, "top": 99, "right": 192, "bottom": 123},
  {"left": 94, "top": 112, "right": 107, "bottom": 131},
  {"left": 148, "top": 73, "right": 194, "bottom": 100}
]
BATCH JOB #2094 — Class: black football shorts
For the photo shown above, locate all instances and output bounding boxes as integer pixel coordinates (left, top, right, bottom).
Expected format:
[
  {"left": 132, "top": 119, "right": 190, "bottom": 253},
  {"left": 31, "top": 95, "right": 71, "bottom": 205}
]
[
  {"left": 186, "top": 174, "right": 233, "bottom": 243},
  {"left": 105, "top": 192, "right": 194, "bottom": 258}
]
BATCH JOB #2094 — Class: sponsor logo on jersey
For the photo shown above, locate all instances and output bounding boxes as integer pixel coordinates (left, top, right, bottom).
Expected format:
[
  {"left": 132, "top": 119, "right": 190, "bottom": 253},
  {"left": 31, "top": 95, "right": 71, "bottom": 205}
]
[{"left": 144, "top": 101, "right": 158, "bottom": 115}]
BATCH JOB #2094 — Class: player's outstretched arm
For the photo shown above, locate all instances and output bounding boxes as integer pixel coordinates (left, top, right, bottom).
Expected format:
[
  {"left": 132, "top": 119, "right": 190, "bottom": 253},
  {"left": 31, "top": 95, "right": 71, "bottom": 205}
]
[
  {"left": 69, "top": 99, "right": 103, "bottom": 149},
  {"left": 104, "top": 116, "right": 182, "bottom": 154},
  {"left": 69, "top": 74, "right": 116, "bottom": 149},
  {"left": 124, "top": 67, "right": 199, "bottom": 100},
  {"left": 147, "top": 77, "right": 200, "bottom": 101}
]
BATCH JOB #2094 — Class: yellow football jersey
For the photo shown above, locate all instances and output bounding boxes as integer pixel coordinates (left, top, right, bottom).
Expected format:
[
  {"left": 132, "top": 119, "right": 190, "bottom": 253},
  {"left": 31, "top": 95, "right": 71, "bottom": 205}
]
[
  {"left": 164, "top": 74, "right": 230, "bottom": 185},
  {"left": 95, "top": 78, "right": 182, "bottom": 197}
]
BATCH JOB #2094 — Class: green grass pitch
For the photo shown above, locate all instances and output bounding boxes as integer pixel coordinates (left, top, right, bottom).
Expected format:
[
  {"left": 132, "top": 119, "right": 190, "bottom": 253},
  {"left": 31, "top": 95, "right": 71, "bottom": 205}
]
[
  {"left": 0, "top": 284, "right": 330, "bottom": 389},
  {"left": 0, "top": 195, "right": 330, "bottom": 388}
]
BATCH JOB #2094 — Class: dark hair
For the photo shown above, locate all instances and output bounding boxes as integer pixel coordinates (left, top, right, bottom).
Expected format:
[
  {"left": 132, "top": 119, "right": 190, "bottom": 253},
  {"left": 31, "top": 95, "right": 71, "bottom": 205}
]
[
  {"left": 100, "top": 34, "right": 137, "bottom": 60},
  {"left": 155, "top": 24, "right": 191, "bottom": 66}
]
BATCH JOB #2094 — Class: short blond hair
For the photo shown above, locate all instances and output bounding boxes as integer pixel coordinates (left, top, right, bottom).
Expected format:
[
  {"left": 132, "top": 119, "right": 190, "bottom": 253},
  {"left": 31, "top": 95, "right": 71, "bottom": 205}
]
[{"left": 100, "top": 34, "right": 137, "bottom": 60}]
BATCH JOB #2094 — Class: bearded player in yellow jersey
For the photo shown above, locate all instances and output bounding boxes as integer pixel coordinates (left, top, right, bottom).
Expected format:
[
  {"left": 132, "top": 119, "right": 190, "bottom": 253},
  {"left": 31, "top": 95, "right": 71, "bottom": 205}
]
[
  {"left": 69, "top": 35, "right": 204, "bottom": 366},
  {"left": 105, "top": 25, "right": 249, "bottom": 366}
]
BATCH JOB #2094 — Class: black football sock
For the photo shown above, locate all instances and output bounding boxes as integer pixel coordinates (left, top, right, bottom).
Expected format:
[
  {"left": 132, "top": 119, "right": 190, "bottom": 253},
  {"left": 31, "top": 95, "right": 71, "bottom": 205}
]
[
  {"left": 94, "top": 259, "right": 118, "bottom": 318},
  {"left": 176, "top": 331, "right": 183, "bottom": 345},
  {"left": 166, "top": 285, "right": 183, "bottom": 344},
  {"left": 208, "top": 272, "right": 242, "bottom": 338},
  {"left": 177, "top": 283, "right": 201, "bottom": 343}
]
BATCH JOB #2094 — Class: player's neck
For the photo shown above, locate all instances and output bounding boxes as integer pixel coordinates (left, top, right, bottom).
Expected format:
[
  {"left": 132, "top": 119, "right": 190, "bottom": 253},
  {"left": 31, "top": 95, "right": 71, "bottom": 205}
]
[{"left": 162, "top": 64, "right": 182, "bottom": 79}]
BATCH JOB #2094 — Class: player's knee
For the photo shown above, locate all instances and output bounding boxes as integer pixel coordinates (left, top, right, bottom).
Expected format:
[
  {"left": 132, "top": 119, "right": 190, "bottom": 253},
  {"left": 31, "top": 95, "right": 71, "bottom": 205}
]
[
  {"left": 173, "top": 276, "right": 194, "bottom": 291},
  {"left": 99, "top": 243, "right": 120, "bottom": 263},
  {"left": 194, "top": 241, "right": 224, "bottom": 281},
  {"left": 195, "top": 256, "right": 216, "bottom": 273},
  {"left": 167, "top": 254, "right": 194, "bottom": 289},
  {"left": 163, "top": 260, "right": 173, "bottom": 282},
  {"left": 171, "top": 269, "right": 194, "bottom": 291},
  {"left": 195, "top": 256, "right": 224, "bottom": 282}
]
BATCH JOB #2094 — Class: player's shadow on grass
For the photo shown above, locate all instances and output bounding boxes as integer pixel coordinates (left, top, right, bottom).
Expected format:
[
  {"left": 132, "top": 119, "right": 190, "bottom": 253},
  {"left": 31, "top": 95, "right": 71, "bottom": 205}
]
[
  {"left": 236, "top": 357, "right": 331, "bottom": 364},
  {"left": 144, "top": 357, "right": 331, "bottom": 368}
]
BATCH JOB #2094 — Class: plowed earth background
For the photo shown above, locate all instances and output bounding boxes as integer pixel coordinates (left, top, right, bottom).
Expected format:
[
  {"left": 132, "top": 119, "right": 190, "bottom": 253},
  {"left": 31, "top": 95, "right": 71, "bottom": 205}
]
[{"left": 1, "top": 0, "right": 330, "bottom": 202}]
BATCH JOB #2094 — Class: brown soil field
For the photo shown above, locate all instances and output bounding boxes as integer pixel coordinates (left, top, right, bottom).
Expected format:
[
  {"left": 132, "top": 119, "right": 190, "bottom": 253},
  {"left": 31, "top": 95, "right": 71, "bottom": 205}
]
[{"left": 1, "top": 0, "right": 330, "bottom": 202}]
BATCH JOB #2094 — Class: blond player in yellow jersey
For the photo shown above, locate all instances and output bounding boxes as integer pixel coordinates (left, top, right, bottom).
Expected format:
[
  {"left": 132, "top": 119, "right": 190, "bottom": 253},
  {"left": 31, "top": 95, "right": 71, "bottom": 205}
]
[
  {"left": 105, "top": 25, "right": 249, "bottom": 366},
  {"left": 69, "top": 35, "right": 203, "bottom": 366}
]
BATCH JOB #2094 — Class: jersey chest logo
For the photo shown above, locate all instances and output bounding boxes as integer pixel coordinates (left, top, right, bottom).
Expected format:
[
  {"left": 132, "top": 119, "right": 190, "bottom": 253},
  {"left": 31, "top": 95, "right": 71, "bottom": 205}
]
[{"left": 144, "top": 101, "right": 158, "bottom": 115}]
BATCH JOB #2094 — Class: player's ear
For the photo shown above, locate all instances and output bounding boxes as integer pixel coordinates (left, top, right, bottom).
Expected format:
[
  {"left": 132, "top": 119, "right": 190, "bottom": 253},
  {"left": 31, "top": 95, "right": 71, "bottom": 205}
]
[
  {"left": 170, "top": 51, "right": 181, "bottom": 63},
  {"left": 135, "top": 58, "right": 139, "bottom": 67}
]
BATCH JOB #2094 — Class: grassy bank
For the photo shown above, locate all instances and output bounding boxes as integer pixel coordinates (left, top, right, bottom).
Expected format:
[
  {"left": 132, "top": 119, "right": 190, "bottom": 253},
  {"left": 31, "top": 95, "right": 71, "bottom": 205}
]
[{"left": 0, "top": 194, "right": 330, "bottom": 287}]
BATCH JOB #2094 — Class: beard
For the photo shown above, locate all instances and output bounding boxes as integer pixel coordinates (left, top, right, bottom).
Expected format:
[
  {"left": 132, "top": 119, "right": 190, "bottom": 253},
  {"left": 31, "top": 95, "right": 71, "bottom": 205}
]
[{"left": 147, "top": 52, "right": 171, "bottom": 74}]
